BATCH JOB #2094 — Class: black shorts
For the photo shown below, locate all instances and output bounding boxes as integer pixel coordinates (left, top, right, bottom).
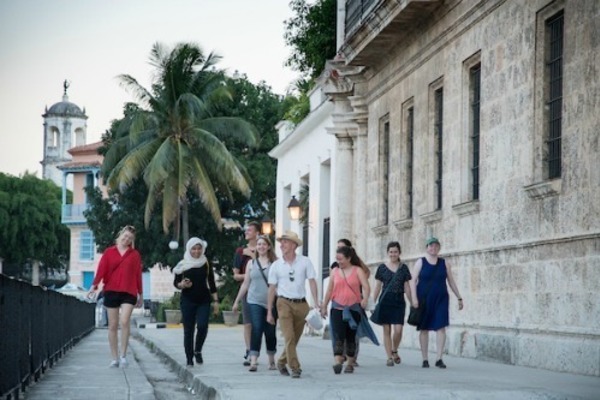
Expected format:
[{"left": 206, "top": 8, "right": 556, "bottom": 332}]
[{"left": 103, "top": 291, "right": 137, "bottom": 308}]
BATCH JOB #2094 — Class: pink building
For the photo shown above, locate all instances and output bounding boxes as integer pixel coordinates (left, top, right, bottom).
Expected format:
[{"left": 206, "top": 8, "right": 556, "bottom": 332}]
[{"left": 58, "top": 141, "right": 105, "bottom": 289}]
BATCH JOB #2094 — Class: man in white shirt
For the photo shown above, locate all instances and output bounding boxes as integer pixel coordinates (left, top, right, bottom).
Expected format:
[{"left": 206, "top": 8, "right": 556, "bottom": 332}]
[{"left": 267, "top": 230, "right": 320, "bottom": 379}]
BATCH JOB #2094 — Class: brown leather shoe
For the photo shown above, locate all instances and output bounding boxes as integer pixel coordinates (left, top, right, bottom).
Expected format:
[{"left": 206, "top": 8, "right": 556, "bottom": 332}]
[{"left": 277, "top": 363, "right": 290, "bottom": 376}]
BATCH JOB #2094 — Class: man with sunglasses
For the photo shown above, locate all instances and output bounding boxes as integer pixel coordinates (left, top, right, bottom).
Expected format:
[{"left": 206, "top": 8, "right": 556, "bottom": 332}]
[{"left": 266, "top": 230, "right": 320, "bottom": 379}]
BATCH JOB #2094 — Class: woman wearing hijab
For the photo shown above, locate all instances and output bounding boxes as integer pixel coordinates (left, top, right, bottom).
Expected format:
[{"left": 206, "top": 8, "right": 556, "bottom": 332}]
[{"left": 173, "top": 237, "right": 219, "bottom": 366}]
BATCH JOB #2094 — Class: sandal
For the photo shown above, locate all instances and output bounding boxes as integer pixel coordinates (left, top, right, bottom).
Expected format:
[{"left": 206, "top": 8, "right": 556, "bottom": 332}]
[
  {"left": 344, "top": 364, "right": 354, "bottom": 374},
  {"left": 249, "top": 364, "right": 257, "bottom": 372},
  {"left": 333, "top": 363, "right": 343, "bottom": 374},
  {"left": 386, "top": 358, "right": 394, "bottom": 367},
  {"left": 269, "top": 362, "right": 277, "bottom": 370},
  {"left": 392, "top": 351, "right": 401, "bottom": 364}
]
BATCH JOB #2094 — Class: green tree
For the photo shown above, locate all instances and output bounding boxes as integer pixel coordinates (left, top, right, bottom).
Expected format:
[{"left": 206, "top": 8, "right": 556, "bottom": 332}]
[
  {"left": 214, "top": 73, "right": 285, "bottom": 224},
  {"left": 85, "top": 73, "right": 286, "bottom": 292},
  {"left": 284, "top": 0, "right": 337, "bottom": 81},
  {"left": 0, "top": 172, "right": 70, "bottom": 279},
  {"left": 102, "top": 42, "right": 258, "bottom": 243}
]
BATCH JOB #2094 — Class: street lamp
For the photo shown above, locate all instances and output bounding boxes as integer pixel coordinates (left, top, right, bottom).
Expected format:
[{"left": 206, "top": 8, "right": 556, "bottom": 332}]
[
  {"left": 261, "top": 216, "right": 273, "bottom": 236},
  {"left": 168, "top": 240, "right": 179, "bottom": 250},
  {"left": 287, "top": 195, "right": 301, "bottom": 221}
]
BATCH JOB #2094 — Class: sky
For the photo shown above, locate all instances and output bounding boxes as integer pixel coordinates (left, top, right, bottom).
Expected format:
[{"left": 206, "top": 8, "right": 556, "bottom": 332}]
[{"left": 0, "top": 0, "right": 299, "bottom": 177}]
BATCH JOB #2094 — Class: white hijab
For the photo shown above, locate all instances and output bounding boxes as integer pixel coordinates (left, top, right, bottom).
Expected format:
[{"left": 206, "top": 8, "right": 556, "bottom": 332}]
[{"left": 172, "top": 237, "right": 208, "bottom": 275}]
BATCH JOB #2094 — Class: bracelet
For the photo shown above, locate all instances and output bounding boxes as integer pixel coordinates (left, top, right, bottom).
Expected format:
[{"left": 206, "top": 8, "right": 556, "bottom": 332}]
[{"left": 458, "top": 298, "right": 463, "bottom": 301}]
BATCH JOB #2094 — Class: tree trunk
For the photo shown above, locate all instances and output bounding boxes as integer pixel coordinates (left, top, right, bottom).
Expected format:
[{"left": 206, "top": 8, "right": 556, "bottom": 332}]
[{"left": 182, "top": 201, "right": 189, "bottom": 245}]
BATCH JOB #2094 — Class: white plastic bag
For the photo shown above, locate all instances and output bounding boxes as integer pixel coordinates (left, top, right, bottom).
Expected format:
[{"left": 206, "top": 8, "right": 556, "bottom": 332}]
[
  {"left": 365, "top": 296, "right": 376, "bottom": 311},
  {"left": 305, "top": 308, "right": 324, "bottom": 330}
]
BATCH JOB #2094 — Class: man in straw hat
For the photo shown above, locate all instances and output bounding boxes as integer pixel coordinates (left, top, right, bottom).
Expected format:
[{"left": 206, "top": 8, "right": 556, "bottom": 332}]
[{"left": 266, "top": 230, "right": 320, "bottom": 378}]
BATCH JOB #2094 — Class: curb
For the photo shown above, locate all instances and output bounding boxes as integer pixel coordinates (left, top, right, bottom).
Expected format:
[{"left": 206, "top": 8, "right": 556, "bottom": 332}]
[
  {"left": 132, "top": 331, "right": 220, "bottom": 400},
  {"left": 134, "top": 318, "right": 181, "bottom": 329}
]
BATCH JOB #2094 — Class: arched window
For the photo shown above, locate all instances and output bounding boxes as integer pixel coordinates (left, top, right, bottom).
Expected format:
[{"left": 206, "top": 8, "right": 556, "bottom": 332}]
[{"left": 50, "top": 127, "right": 60, "bottom": 147}]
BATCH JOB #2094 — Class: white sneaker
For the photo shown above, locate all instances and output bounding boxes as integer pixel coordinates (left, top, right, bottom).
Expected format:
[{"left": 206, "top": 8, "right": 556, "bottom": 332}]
[
  {"left": 119, "top": 356, "right": 128, "bottom": 368},
  {"left": 109, "top": 359, "right": 119, "bottom": 368}
]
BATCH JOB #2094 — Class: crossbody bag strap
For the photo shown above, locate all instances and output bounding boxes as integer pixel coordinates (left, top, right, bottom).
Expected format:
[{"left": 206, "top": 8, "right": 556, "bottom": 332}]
[
  {"left": 378, "top": 265, "right": 402, "bottom": 302},
  {"left": 338, "top": 267, "right": 363, "bottom": 302},
  {"left": 107, "top": 250, "right": 132, "bottom": 283},
  {"left": 255, "top": 258, "right": 269, "bottom": 287}
]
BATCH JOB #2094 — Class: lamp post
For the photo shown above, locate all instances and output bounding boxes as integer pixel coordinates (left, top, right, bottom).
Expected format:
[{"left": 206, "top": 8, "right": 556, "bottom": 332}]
[
  {"left": 168, "top": 240, "right": 179, "bottom": 250},
  {"left": 287, "top": 195, "right": 301, "bottom": 221}
]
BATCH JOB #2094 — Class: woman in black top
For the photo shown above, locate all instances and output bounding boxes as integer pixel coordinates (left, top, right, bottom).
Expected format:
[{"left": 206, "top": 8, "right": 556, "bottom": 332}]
[
  {"left": 173, "top": 237, "right": 219, "bottom": 366},
  {"left": 372, "top": 241, "right": 412, "bottom": 366}
]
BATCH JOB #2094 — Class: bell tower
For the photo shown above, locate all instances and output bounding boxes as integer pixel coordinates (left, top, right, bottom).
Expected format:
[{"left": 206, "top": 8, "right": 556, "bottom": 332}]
[{"left": 41, "top": 80, "right": 88, "bottom": 186}]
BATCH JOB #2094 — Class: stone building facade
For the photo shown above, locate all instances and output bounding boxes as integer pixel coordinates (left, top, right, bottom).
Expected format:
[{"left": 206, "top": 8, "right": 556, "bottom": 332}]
[{"left": 319, "top": 0, "right": 598, "bottom": 375}]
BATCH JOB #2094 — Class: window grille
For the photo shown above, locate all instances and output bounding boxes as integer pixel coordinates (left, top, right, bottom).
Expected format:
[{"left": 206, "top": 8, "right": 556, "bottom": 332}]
[
  {"left": 406, "top": 107, "right": 414, "bottom": 218},
  {"left": 546, "top": 11, "right": 563, "bottom": 179},
  {"left": 470, "top": 65, "right": 481, "bottom": 200},
  {"left": 381, "top": 119, "right": 390, "bottom": 224},
  {"left": 434, "top": 89, "right": 443, "bottom": 210}
]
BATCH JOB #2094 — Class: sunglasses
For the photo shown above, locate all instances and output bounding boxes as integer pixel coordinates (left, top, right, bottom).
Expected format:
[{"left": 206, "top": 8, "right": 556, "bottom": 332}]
[{"left": 289, "top": 269, "right": 295, "bottom": 282}]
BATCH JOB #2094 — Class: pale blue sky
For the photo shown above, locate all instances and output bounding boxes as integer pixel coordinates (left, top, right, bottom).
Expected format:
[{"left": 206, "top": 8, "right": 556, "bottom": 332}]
[{"left": 0, "top": 0, "right": 298, "bottom": 177}]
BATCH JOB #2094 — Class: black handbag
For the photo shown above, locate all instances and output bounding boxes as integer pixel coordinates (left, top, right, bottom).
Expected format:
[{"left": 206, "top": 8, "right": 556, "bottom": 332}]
[
  {"left": 370, "top": 302, "right": 383, "bottom": 325},
  {"left": 407, "top": 304, "right": 424, "bottom": 326}
]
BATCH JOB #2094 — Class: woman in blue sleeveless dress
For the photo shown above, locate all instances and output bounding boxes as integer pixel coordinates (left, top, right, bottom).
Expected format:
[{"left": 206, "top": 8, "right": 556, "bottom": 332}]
[{"left": 409, "top": 237, "right": 464, "bottom": 369}]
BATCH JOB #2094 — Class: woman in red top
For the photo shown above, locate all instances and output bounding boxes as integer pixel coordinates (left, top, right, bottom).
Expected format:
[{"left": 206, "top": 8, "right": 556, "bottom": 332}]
[{"left": 87, "top": 225, "right": 143, "bottom": 368}]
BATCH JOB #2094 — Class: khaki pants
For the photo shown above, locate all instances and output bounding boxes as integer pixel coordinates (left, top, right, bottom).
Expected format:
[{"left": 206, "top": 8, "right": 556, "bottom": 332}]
[{"left": 276, "top": 298, "right": 309, "bottom": 371}]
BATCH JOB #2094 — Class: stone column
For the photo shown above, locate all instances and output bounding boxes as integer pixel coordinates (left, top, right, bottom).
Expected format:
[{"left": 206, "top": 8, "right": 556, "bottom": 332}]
[{"left": 333, "top": 135, "right": 354, "bottom": 242}]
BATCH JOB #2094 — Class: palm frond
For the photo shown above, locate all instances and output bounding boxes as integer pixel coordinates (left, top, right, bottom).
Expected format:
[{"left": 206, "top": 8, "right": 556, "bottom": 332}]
[
  {"left": 197, "top": 117, "right": 258, "bottom": 147},
  {"left": 189, "top": 157, "right": 223, "bottom": 229},
  {"left": 117, "top": 74, "right": 153, "bottom": 108},
  {"left": 107, "top": 137, "right": 162, "bottom": 190},
  {"left": 161, "top": 175, "right": 180, "bottom": 233},
  {"left": 143, "top": 138, "right": 178, "bottom": 187}
]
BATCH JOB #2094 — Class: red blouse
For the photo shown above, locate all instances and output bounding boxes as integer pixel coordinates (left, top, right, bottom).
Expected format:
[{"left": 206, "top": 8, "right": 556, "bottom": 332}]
[{"left": 92, "top": 246, "right": 143, "bottom": 298}]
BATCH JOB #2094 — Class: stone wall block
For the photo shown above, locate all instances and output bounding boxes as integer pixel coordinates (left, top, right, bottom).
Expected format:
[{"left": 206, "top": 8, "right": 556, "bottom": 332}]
[
  {"left": 474, "top": 333, "right": 515, "bottom": 364},
  {"left": 516, "top": 335, "right": 600, "bottom": 376}
]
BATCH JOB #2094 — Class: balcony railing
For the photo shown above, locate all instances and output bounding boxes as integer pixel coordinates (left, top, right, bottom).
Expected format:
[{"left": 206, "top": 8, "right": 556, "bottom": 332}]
[
  {"left": 62, "top": 204, "right": 89, "bottom": 223},
  {"left": 345, "top": 0, "right": 381, "bottom": 35}
]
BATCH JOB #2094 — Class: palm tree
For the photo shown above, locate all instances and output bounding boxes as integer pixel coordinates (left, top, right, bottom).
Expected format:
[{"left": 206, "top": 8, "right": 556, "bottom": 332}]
[{"left": 102, "top": 42, "right": 258, "bottom": 243}]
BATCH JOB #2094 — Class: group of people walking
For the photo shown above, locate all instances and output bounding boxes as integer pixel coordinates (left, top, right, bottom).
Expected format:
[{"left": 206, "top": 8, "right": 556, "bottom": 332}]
[{"left": 86, "top": 223, "right": 463, "bottom": 377}]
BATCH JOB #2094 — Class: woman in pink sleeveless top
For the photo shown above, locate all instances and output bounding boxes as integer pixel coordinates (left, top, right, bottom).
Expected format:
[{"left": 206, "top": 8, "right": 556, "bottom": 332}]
[{"left": 321, "top": 246, "right": 370, "bottom": 374}]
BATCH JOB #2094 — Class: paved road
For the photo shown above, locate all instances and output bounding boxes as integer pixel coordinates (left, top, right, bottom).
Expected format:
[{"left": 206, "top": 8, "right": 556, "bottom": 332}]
[{"left": 20, "top": 317, "right": 600, "bottom": 400}]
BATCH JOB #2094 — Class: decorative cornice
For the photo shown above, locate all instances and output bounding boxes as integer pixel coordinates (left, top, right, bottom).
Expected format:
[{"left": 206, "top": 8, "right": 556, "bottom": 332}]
[
  {"left": 371, "top": 224, "right": 389, "bottom": 235},
  {"left": 452, "top": 200, "right": 480, "bottom": 216},
  {"left": 420, "top": 210, "right": 442, "bottom": 224},
  {"left": 318, "top": 60, "right": 366, "bottom": 99},
  {"left": 393, "top": 218, "right": 413, "bottom": 231},
  {"left": 524, "top": 179, "right": 561, "bottom": 199}
]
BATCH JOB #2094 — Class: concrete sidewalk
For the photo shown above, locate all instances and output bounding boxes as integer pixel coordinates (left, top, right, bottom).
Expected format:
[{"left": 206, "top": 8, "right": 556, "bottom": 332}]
[
  {"left": 22, "top": 329, "right": 154, "bottom": 400},
  {"left": 132, "top": 317, "right": 598, "bottom": 400},
  {"left": 21, "top": 316, "right": 600, "bottom": 400}
]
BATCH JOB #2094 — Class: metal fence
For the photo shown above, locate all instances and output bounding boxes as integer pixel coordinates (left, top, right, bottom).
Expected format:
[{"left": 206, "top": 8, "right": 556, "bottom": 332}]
[{"left": 0, "top": 274, "right": 95, "bottom": 400}]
